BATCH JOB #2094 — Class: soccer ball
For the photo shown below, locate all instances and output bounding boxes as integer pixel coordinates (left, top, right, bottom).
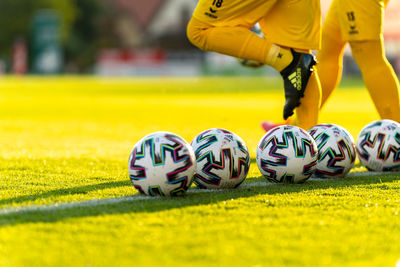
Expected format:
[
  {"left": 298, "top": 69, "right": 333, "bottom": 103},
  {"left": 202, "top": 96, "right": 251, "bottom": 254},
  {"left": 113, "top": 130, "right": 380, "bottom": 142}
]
[
  {"left": 256, "top": 125, "right": 318, "bottom": 183},
  {"left": 308, "top": 123, "right": 356, "bottom": 178},
  {"left": 191, "top": 128, "right": 250, "bottom": 189},
  {"left": 356, "top": 119, "right": 400, "bottom": 171},
  {"left": 128, "top": 131, "right": 196, "bottom": 196}
]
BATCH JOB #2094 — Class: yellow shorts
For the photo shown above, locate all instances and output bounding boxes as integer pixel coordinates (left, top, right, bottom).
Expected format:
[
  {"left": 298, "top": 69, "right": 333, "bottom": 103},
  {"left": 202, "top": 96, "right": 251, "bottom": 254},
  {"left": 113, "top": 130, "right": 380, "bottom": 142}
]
[
  {"left": 327, "top": 0, "right": 387, "bottom": 41},
  {"left": 191, "top": 0, "right": 321, "bottom": 50},
  {"left": 259, "top": 0, "right": 321, "bottom": 50}
]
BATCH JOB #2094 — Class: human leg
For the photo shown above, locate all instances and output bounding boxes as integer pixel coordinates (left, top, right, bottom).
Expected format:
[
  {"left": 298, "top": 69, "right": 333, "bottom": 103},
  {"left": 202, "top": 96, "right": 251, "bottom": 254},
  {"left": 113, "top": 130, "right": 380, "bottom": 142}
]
[
  {"left": 317, "top": 0, "right": 347, "bottom": 108},
  {"left": 187, "top": 17, "right": 292, "bottom": 71},
  {"left": 350, "top": 39, "right": 400, "bottom": 121},
  {"left": 259, "top": 0, "right": 321, "bottom": 126},
  {"left": 188, "top": 0, "right": 319, "bottom": 121},
  {"left": 334, "top": 0, "right": 400, "bottom": 121},
  {"left": 261, "top": 53, "right": 320, "bottom": 131},
  {"left": 293, "top": 67, "right": 321, "bottom": 130},
  {"left": 187, "top": 0, "right": 295, "bottom": 72}
]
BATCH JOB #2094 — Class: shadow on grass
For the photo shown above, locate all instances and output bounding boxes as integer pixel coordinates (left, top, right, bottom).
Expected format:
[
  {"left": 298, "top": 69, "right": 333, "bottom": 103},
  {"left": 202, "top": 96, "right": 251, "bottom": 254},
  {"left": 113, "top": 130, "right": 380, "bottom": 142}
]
[
  {"left": 0, "top": 180, "right": 130, "bottom": 206},
  {"left": 0, "top": 173, "right": 399, "bottom": 227}
]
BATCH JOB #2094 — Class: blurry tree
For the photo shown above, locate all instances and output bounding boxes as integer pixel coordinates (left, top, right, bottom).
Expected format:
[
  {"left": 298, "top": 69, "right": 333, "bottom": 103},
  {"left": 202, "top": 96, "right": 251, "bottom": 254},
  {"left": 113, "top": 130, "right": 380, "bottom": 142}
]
[
  {"left": 0, "top": 0, "right": 117, "bottom": 72},
  {"left": 63, "top": 0, "right": 119, "bottom": 72},
  {"left": 0, "top": 0, "right": 75, "bottom": 67}
]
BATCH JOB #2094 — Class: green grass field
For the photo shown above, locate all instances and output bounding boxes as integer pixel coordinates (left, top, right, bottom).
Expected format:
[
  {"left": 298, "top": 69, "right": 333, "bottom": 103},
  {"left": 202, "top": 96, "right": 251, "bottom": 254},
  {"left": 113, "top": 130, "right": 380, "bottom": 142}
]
[{"left": 1, "top": 76, "right": 399, "bottom": 267}]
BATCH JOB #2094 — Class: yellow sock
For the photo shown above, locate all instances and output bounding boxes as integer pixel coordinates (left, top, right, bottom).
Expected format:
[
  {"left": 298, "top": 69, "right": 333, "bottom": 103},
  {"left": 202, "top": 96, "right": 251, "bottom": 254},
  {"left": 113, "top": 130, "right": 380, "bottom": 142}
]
[
  {"left": 187, "top": 17, "right": 293, "bottom": 73},
  {"left": 292, "top": 69, "right": 321, "bottom": 130},
  {"left": 265, "top": 45, "right": 293, "bottom": 72},
  {"left": 187, "top": 18, "right": 270, "bottom": 63},
  {"left": 351, "top": 40, "right": 400, "bottom": 122},
  {"left": 317, "top": 19, "right": 347, "bottom": 109}
]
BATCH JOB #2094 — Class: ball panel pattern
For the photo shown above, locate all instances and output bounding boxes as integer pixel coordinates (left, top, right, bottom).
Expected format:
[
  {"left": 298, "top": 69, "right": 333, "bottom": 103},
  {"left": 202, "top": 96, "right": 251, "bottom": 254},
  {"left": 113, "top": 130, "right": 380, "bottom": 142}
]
[
  {"left": 257, "top": 125, "right": 318, "bottom": 184},
  {"left": 308, "top": 124, "right": 356, "bottom": 178},
  {"left": 356, "top": 120, "right": 400, "bottom": 171},
  {"left": 128, "top": 132, "right": 196, "bottom": 196},
  {"left": 191, "top": 128, "right": 250, "bottom": 189}
]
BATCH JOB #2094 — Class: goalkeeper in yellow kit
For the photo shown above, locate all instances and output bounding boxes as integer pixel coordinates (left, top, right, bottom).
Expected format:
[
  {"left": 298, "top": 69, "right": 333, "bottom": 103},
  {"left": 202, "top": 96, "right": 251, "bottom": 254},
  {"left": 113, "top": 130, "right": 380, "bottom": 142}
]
[
  {"left": 187, "top": 0, "right": 322, "bottom": 128},
  {"left": 261, "top": 0, "right": 400, "bottom": 131},
  {"left": 318, "top": 0, "right": 400, "bottom": 122}
]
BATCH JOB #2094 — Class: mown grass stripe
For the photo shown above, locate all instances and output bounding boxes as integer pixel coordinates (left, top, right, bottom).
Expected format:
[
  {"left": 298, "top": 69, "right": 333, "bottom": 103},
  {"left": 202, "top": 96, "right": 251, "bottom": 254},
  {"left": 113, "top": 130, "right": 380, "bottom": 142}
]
[
  {"left": 0, "top": 171, "right": 387, "bottom": 216},
  {"left": 0, "top": 181, "right": 273, "bottom": 216}
]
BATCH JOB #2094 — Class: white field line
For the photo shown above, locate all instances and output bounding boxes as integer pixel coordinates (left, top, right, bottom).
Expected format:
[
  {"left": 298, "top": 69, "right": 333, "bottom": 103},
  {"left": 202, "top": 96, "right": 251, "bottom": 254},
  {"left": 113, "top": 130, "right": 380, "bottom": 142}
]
[
  {"left": 0, "top": 181, "right": 271, "bottom": 216},
  {"left": 0, "top": 171, "right": 394, "bottom": 216}
]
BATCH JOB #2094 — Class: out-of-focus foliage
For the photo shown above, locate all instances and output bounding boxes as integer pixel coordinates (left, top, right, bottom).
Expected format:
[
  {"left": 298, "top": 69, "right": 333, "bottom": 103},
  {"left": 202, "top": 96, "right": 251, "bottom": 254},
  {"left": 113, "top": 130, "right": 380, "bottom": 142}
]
[
  {"left": 64, "top": 0, "right": 119, "bottom": 72},
  {"left": 0, "top": 0, "right": 117, "bottom": 72},
  {"left": 0, "top": 0, "right": 75, "bottom": 56}
]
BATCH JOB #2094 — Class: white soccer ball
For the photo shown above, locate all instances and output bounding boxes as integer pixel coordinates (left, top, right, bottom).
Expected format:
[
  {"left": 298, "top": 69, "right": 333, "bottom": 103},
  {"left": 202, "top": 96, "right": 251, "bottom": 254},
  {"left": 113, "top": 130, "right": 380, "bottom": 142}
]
[
  {"left": 128, "top": 131, "right": 196, "bottom": 196},
  {"left": 191, "top": 128, "right": 250, "bottom": 189},
  {"left": 256, "top": 125, "right": 318, "bottom": 183},
  {"left": 356, "top": 119, "right": 400, "bottom": 171},
  {"left": 308, "top": 123, "right": 356, "bottom": 178}
]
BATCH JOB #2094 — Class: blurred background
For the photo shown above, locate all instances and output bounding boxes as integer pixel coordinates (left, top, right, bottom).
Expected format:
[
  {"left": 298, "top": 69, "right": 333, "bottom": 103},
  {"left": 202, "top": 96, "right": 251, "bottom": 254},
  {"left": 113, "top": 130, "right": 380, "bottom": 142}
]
[{"left": 0, "top": 0, "right": 399, "bottom": 77}]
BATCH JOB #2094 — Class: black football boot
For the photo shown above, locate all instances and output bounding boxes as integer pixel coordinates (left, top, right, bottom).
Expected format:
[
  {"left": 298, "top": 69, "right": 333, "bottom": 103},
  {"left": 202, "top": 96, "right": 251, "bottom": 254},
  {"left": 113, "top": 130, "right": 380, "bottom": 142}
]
[{"left": 280, "top": 49, "right": 316, "bottom": 119}]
